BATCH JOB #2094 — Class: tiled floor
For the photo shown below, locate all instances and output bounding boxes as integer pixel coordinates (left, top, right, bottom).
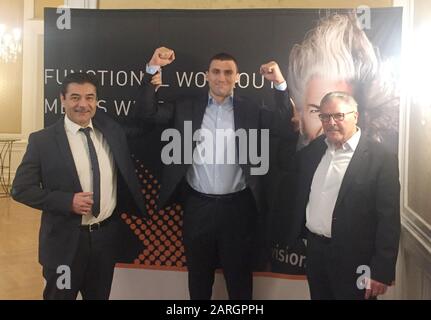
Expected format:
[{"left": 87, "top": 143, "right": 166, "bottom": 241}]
[{"left": 0, "top": 197, "right": 43, "bottom": 299}]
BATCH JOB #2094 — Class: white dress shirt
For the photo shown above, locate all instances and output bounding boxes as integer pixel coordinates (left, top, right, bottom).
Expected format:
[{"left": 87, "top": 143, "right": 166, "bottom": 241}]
[
  {"left": 64, "top": 115, "right": 117, "bottom": 225},
  {"left": 306, "top": 129, "right": 361, "bottom": 237}
]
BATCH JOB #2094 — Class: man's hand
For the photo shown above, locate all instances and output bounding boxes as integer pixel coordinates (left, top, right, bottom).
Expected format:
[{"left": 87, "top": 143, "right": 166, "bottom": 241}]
[
  {"left": 150, "top": 71, "right": 162, "bottom": 91},
  {"left": 365, "top": 278, "right": 388, "bottom": 299},
  {"left": 260, "top": 61, "right": 285, "bottom": 85},
  {"left": 148, "top": 47, "right": 175, "bottom": 67},
  {"left": 72, "top": 192, "right": 94, "bottom": 215}
]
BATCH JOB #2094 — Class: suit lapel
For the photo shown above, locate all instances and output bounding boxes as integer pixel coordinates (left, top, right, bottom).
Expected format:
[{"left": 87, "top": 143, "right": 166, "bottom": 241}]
[
  {"left": 306, "top": 136, "right": 328, "bottom": 179},
  {"left": 191, "top": 95, "right": 209, "bottom": 151},
  {"left": 334, "top": 135, "right": 369, "bottom": 210},
  {"left": 192, "top": 95, "right": 208, "bottom": 133},
  {"left": 54, "top": 117, "right": 82, "bottom": 192},
  {"left": 233, "top": 95, "right": 247, "bottom": 132},
  {"left": 93, "top": 114, "right": 123, "bottom": 174},
  {"left": 233, "top": 95, "right": 252, "bottom": 166}
]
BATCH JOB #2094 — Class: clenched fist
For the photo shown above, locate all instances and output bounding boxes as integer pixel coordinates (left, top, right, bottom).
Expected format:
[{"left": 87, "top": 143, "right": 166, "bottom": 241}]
[
  {"left": 260, "top": 61, "right": 285, "bottom": 85},
  {"left": 72, "top": 192, "right": 94, "bottom": 215},
  {"left": 148, "top": 47, "right": 175, "bottom": 67}
]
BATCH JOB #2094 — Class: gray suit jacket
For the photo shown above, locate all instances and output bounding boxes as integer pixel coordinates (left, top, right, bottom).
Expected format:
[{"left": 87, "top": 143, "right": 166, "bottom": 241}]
[{"left": 12, "top": 112, "right": 148, "bottom": 268}]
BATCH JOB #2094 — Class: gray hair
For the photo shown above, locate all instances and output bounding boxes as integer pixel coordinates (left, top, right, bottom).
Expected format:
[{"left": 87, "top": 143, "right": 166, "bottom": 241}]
[{"left": 320, "top": 91, "right": 358, "bottom": 112}]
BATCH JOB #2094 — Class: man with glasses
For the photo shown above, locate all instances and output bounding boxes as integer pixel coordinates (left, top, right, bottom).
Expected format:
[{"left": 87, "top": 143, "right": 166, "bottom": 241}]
[{"left": 288, "top": 91, "right": 400, "bottom": 299}]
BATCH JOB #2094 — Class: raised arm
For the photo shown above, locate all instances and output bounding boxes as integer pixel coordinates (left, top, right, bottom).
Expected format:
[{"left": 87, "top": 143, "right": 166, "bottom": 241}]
[
  {"left": 260, "top": 61, "right": 298, "bottom": 141},
  {"left": 135, "top": 47, "right": 176, "bottom": 125}
]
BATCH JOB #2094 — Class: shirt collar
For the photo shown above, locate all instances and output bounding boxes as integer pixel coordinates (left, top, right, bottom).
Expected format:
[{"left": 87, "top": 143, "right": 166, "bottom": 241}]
[
  {"left": 325, "top": 127, "right": 361, "bottom": 152},
  {"left": 208, "top": 93, "right": 234, "bottom": 109},
  {"left": 64, "top": 114, "right": 94, "bottom": 135}
]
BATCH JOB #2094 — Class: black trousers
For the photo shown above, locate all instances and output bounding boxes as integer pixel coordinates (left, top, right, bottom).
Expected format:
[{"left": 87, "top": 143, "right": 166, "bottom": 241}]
[
  {"left": 182, "top": 187, "right": 257, "bottom": 300},
  {"left": 42, "top": 217, "right": 120, "bottom": 300},
  {"left": 306, "top": 231, "right": 368, "bottom": 300}
]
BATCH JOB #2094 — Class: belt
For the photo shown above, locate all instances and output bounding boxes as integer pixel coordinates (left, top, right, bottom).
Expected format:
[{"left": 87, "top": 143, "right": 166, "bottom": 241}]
[
  {"left": 187, "top": 184, "right": 249, "bottom": 200},
  {"left": 308, "top": 231, "right": 332, "bottom": 244},
  {"left": 80, "top": 215, "right": 115, "bottom": 232}
]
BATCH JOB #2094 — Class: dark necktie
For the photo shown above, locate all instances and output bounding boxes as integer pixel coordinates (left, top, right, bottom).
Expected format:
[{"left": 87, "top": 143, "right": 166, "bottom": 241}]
[{"left": 79, "top": 127, "right": 101, "bottom": 217}]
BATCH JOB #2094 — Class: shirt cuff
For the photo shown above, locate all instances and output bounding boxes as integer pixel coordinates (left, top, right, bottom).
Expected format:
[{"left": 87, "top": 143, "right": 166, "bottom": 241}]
[
  {"left": 146, "top": 64, "right": 161, "bottom": 75},
  {"left": 274, "top": 81, "right": 287, "bottom": 91}
]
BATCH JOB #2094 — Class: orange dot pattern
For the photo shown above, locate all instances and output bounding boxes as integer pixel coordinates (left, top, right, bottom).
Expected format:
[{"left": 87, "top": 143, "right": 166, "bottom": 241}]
[{"left": 123, "top": 156, "right": 186, "bottom": 268}]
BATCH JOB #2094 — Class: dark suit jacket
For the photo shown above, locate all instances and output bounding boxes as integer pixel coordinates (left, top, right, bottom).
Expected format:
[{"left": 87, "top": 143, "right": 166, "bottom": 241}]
[
  {"left": 136, "top": 78, "right": 297, "bottom": 215},
  {"left": 11, "top": 112, "right": 148, "bottom": 269},
  {"left": 289, "top": 134, "right": 400, "bottom": 285}
]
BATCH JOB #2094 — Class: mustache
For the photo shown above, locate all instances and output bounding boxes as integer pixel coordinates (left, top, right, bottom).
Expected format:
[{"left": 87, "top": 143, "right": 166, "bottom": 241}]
[{"left": 73, "top": 106, "right": 91, "bottom": 112}]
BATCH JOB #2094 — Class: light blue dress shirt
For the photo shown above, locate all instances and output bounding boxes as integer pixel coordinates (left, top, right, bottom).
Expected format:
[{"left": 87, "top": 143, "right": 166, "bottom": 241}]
[{"left": 185, "top": 95, "right": 247, "bottom": 194}]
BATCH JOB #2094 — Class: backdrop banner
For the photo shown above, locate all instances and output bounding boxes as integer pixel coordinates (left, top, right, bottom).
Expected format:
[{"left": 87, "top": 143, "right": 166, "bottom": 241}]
[{"left": 44, "top": 7, "right": 402, "bottom": 299}]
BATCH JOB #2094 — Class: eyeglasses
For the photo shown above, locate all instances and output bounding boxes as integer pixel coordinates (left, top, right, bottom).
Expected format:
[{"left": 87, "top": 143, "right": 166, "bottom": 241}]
[{"left": 318, "top": 111, "right": 356, "bottom": 122}]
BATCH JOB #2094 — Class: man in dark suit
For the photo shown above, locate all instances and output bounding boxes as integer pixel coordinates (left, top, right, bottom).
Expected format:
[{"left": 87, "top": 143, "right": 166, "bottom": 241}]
[
  {"left": 136, "top": 47, "right": 296, "bottom": 299},
  {"left": 11, "top": 73, "right": 148, "bottom": 300},
  {"left": 289, "top": 91, "right": 400, "bottom": 299}
]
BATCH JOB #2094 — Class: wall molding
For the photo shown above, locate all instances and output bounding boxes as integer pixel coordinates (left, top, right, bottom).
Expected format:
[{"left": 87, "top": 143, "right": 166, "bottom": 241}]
[
  {"left": 21, "top": 17, "right": 44, "bottom": 139},
  {"left": 397, "top": 0, "right": 431, "bottom": 264},
  {"left": 393, "top": 0, "right": 431, "bottom": 300},
  {"left": 64, "top": 0, "right": 98, "bottom": 9}
]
